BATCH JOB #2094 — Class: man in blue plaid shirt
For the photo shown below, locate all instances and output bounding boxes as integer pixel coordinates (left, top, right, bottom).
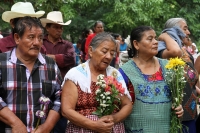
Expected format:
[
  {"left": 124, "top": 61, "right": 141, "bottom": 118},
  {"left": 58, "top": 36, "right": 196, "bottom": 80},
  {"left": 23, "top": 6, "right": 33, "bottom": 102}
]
[{"left": 0, "top": 16, "right": 62, "bottom": 133}]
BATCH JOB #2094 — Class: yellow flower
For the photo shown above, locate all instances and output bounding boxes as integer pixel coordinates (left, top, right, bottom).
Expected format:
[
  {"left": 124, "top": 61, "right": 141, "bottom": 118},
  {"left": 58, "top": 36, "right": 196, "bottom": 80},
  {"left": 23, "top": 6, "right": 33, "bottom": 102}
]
[{"left": 165, "top": 57, "right": 185, "bottom": 69}]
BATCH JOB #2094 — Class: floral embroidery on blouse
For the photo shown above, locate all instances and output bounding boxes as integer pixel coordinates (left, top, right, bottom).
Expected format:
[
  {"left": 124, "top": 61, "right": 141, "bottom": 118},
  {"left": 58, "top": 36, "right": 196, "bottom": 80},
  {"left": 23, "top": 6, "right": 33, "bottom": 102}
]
[{"left": 128, "top": 67, "right": 171, "bottom": 100}]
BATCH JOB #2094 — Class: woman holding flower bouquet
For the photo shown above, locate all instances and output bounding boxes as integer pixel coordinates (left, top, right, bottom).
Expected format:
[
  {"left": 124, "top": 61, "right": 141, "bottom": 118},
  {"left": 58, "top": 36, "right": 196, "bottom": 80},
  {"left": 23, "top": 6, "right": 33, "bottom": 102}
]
[
  {"left": 119, "top": 26, "right": 184, "bottom": 133},
  {"left": 61, "top": 32, "right": 133, "bottom": 133},
  {"left": 157, "top": 18, "right": 199, "bottom": 133}
]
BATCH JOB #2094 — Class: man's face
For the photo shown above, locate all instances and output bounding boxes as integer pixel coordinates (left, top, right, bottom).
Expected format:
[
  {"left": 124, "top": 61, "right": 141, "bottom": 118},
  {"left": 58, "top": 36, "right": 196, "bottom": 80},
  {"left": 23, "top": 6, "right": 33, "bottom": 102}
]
[
  {"left": 46, "top": 23, "right": 63, "bottom": 39},
  {"left": 15, "top": 26, "right": 43, "bottom": 59}
]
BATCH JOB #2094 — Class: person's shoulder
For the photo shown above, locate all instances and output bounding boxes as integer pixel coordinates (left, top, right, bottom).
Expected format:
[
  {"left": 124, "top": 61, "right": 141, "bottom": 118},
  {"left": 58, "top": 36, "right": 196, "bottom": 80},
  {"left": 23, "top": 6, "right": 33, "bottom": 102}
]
[
  {"left": 87, "top": 33, "right": 96, "bottom": 39},
  {"left": 62, "top": 39, "right": 73, "bottom": 45},
  {"left": 157, "top": 57, "right": 168, "bottom": 64},
  {"left": 0, "top": 34, "right": 14, "bottom": 44},
  {"left": 42, "top": 54, "right": 56, "bottom": 64},
  {"left": 42, "top": 35, "right": 48, "bottom": 42},
  {"left": 0, "top": 35, "right": 9, "bottom": 43}
]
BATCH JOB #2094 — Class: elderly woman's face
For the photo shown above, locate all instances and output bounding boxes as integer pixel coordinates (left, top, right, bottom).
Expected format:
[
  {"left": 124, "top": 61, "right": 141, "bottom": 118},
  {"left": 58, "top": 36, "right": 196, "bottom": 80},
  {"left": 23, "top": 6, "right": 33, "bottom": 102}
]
[
  {"left": 137, "top": 30, "right": 158, "bottom": 56},
  {"left": 178, "top": 20, "right": 190, "bottom": 37},
  {"left": 90, "top": 40, "right": 116, "bottom": 70}
]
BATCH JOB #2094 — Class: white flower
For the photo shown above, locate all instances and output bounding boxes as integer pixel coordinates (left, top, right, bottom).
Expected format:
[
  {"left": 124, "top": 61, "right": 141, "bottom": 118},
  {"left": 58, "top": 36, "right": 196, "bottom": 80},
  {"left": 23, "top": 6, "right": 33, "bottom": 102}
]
[
  {"left": 100, "top": 94, "right": 105, "bottom": 100},
  {"left": 100, "top": 103, "right": 108, "bottom": 107},
  {"left": 100, "top": 80, "right": 106, "bottom": 84},
  {"left": 97, "top": 74, "right": 104, "bottom": 81},
  {"left": 95, "top": 89, "right": 101, "bottom": 95},
  {"left": 105, "top": 91, "right": 111, "bottom": 95},
  {"left": 35, "top": 110, "right": 46, "bottom": 118},
  {"left": 96, "top": 82, "right": 101, "bottom": 86},
  {"left": 175, "top": 98, "right": 178, "bottom": 102},
  {"left": 106, "top": 97, "right": 111, "bottom": 100},
  {"left": 39, "top": 96, "right": 50, "bottom": 105},
  {"left": 101, "top": 84, "right": 106, "bottom": 88}
]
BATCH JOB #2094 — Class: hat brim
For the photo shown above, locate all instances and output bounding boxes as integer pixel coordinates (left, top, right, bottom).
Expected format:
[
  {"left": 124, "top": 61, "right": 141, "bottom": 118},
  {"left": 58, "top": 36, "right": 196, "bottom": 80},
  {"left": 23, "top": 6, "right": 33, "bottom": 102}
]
[
  {"left": 2, "top": 11, "right": 45, "bottom": 23},
  {"left": 40, "top": 18, "right": 71, "bottom": 27}
]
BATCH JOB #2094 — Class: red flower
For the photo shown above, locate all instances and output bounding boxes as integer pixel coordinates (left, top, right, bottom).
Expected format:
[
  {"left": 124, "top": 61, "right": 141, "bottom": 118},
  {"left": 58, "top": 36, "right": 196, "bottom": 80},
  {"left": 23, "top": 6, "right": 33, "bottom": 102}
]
[
  {"left": 105, "top": 85, "right": 112, "bottom": 92},
  {"left": 104, "top": 76, "right": 114, "bottom": 85},
  {"left": 119, "top": 87, "right": 125, "bottom": 94},
  {"left": 115, "top": 82, "right": 125, "bottom": 94}
]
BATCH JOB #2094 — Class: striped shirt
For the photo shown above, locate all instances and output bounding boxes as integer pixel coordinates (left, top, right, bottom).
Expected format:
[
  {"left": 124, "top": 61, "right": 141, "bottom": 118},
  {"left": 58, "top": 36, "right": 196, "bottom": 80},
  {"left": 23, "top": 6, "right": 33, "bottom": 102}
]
[{"left": 0, "top": 48, "right": 62, "bottom": 133}]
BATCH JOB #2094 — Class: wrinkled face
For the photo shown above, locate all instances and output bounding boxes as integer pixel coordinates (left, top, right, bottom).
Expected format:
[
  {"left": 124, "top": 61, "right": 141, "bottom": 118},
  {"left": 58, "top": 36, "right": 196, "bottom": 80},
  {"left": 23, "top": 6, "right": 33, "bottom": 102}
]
[
  {"left": 135, "top": 30, "right": 158, "bottom": 56},
  {"left": 94, "top": 23, "right": 104, "bottom": 34},
  {"left": 90, "top": 40, "right": 116, "bottom": 70},
  {"left": 46, "top": 23, "right": 63, "bottom": 39},
  {"left": 15, "top": 26, "right": 43, "bottom": 59},
  {"left": 179, "top": 20, "right": 190, "bottom": 37}
]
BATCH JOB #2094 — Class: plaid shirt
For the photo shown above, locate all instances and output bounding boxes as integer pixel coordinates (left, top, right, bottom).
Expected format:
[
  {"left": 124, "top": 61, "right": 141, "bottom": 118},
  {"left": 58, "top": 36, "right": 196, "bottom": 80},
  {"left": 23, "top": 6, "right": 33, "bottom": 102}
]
[{"left": 0, "top": 48, "right": 63, "bottom": 133}]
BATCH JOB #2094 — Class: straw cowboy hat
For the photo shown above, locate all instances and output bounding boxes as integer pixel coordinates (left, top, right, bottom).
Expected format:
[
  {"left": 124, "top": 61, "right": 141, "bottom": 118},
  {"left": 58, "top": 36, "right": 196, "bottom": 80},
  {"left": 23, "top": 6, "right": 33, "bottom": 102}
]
[
  {"left": 2, "top": 2, "right": 45, "bottom": 23},
  {"left": 40, "top": 11, "right": 71, "bottom": 27}
]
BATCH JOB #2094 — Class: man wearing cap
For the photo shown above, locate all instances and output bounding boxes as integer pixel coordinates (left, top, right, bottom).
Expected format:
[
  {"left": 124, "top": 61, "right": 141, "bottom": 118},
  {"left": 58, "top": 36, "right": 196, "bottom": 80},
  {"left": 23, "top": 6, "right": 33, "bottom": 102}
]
[
  {"left": 0, "top": 2, "right": 46, "bottom": 54},
  {"left": 40, "top": 11, "right": 75, "bottom": 133},
  {"left": 40, "top": 11, "right": 75, "bottom": 78}
]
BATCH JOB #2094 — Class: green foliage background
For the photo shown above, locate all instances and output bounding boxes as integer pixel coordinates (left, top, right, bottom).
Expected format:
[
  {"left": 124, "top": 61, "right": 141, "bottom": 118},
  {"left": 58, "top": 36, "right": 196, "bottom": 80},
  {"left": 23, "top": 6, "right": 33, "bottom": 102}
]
[{"left": 1, "top": 0, "right": 200, "bottom": 50}]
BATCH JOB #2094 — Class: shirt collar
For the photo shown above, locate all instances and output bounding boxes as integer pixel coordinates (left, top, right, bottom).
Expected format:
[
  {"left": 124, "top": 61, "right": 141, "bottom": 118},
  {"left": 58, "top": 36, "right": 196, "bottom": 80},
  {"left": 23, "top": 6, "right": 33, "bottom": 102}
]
[{"left": 9, "top": 47, "right": 46, "bottom": 64}]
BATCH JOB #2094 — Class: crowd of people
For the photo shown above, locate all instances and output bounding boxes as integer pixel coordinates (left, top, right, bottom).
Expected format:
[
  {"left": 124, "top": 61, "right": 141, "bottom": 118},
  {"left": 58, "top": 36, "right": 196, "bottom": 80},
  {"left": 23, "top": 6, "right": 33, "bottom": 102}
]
[{"left": 0, "top": 1, "right": 200, "bottom": 133}]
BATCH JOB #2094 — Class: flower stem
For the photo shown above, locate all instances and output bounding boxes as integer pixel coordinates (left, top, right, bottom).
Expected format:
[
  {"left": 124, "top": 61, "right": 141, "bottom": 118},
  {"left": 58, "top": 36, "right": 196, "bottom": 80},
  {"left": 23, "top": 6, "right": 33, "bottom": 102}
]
[
  {"left": 35, "top": 118, "right": 41, "bottom": 131},
  {"left": 35, "top": 104, "right": 44, "bottom": 131}
]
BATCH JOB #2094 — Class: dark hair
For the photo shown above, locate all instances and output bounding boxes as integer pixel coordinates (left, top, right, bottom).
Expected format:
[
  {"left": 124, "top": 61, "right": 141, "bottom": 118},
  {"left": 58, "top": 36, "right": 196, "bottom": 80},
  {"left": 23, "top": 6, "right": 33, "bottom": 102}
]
[
  {"left": 111, "top": 33, "right": 120, "bottom": 39},
  {"left": 90, "top": 32, "right": 116, "bottom": 50},
  {"left": 13, "top": 16, "right": 44, "bottom": 38},
  {"left": 77, "top": 38, "right": 82, "bottom": 44},
  {"left": 94, "top": 21, "right": 104, "bottom": 28},
  {"left": 81, "top": 28, "right": 92, "bottom": 38},
  {"left": 46, "top": 23, "right": 52, "bottom": 28},
  {"left": 128, "top": 26, "right": 153, "bottom": 58},
  {"left": 11, "top": 18, "right": 20, "bottom": 35}
]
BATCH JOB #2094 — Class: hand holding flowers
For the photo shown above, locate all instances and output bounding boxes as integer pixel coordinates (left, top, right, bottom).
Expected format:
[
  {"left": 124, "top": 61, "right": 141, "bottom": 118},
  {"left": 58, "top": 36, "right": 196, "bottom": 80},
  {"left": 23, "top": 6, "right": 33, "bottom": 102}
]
[
  {"left": 165, "top": 57, "right": 186, "bottom": 133},
  {"left": 92, "top": 74, "right": 125, "bottom": 117}
]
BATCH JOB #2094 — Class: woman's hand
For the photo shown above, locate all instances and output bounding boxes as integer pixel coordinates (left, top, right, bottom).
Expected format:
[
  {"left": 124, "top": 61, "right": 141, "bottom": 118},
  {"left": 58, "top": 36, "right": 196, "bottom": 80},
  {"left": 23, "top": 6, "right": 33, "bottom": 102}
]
[
  {"left": 173, "top": 105, "right": 184, "bottom": 118},
  {"left": 101, "top": 115, "right": 114, "bottom": 123},
  {"left": 93, "top": 116, "right": 114, "bottom": 133}
]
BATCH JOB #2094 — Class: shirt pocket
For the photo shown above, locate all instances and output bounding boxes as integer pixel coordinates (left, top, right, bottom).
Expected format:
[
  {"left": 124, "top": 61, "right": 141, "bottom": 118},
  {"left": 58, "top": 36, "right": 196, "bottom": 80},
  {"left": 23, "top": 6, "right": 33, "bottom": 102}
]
[{"left": 42, "top": 80, "right": 53, "bottom": 98}]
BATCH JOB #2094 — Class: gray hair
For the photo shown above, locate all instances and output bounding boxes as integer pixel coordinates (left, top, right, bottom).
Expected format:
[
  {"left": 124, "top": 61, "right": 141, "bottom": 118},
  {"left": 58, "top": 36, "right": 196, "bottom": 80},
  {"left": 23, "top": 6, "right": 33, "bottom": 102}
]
[
  {"left": 164, "top": 18, "right": 187, "bottom": 29},
  {"left": 90, "top": 32, "right": 116, "bottom": 50}
]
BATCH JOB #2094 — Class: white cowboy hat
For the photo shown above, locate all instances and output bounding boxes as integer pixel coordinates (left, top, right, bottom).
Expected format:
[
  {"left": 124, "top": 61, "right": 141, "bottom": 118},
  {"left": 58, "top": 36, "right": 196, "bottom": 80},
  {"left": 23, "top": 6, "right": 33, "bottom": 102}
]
[
  {"left": 2, "top": 2, "right": 45, "bottom": 23},
  {"left": 40, "top": 11, "right": 71, "bottom": 27}
]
